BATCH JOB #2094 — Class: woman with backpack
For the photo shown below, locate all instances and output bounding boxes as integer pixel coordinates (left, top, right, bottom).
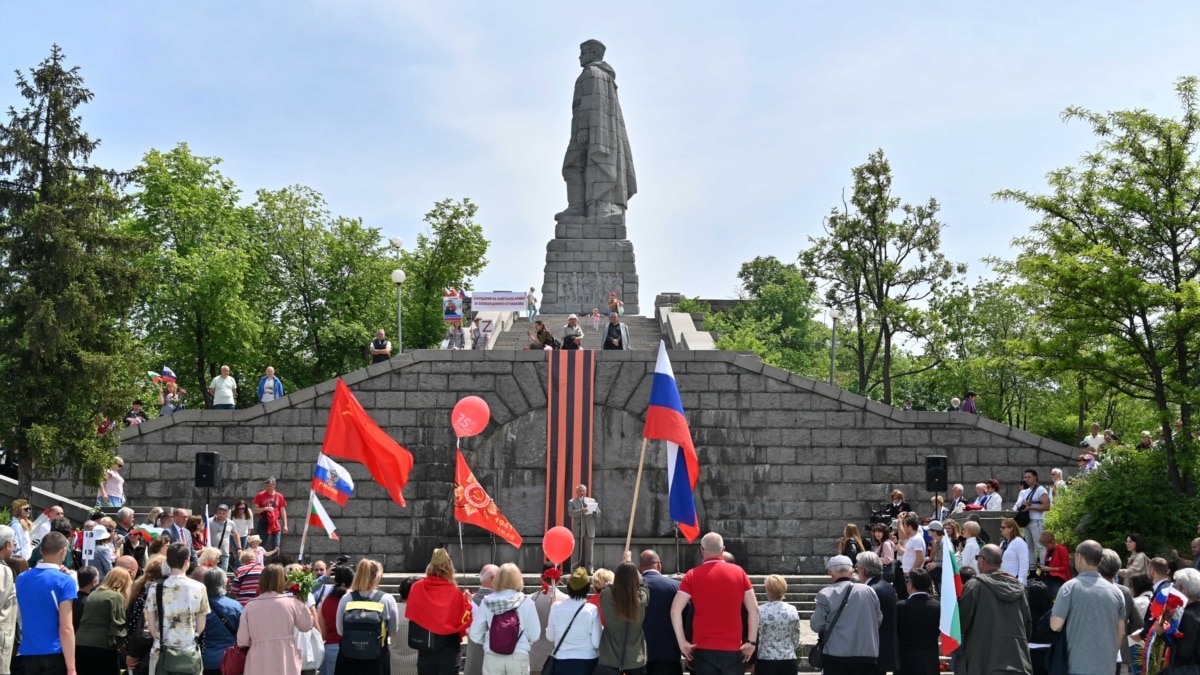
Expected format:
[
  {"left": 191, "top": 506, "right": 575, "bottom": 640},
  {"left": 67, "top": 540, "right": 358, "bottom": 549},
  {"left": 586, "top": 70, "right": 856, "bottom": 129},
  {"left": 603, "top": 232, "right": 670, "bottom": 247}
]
[
  {"left": 405, "top": 549, "right": 473, "bottom": 675},
  {"left": 468, "top": 563, "right": 542, "bottom": 675},
  {"left": 334, "top": 559, "right": 400, "bottom": 675},
  {"left": 597, "top": 561, "right": 649, "bottom": 675},
  {"left": 237, "top": 564, "right": 315, "bottom": 675}
]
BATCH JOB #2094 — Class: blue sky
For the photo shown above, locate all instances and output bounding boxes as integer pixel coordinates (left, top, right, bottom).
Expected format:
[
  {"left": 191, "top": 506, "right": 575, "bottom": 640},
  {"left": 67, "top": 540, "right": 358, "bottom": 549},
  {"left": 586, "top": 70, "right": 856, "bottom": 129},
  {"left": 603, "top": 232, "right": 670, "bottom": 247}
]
[{"left": 5, "top": 2, "right": 1200, "bottom": 310}]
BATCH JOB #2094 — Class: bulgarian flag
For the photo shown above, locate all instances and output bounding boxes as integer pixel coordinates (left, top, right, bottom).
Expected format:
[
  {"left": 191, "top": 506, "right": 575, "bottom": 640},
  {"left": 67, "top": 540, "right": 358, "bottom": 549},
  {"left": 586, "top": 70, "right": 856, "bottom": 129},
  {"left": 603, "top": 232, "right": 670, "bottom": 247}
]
[
  {"left": 129, "top": 525, "right": 165, "bottom": 543},
  {"left": 940, "top": 537, "right": 963, "bottom": 655},
  {"left": 308, "top": 492, "right": 339, "bottom": 540}
]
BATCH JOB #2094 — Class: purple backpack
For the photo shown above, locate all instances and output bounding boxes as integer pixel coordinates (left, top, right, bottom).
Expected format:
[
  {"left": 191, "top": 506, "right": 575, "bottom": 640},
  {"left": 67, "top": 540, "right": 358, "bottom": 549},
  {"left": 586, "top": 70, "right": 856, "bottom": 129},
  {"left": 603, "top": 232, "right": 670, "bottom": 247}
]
[{"left": 488, "top": 602, "right": 524, "bottom": 655}]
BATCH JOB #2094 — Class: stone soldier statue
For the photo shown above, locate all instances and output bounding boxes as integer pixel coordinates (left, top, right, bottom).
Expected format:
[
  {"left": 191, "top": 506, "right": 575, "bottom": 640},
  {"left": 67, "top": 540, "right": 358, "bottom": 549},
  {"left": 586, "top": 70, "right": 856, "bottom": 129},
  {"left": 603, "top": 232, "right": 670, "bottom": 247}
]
[
  {"left": 554, "top": 39, "right": 637, "bottom": 223},
  {"left": 567, "top": 484, "right": 600, "bottom": 570}
]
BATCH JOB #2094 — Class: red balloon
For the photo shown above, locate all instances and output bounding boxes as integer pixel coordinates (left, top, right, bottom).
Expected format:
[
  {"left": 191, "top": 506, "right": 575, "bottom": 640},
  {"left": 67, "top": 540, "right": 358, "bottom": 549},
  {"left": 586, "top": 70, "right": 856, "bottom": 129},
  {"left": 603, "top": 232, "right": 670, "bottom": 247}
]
[
  {"left": 452, "top": 396, "right": 491, "bottom": 438},
  {"left": 542, "top": 526, "right": 575, "bottom": 565}
]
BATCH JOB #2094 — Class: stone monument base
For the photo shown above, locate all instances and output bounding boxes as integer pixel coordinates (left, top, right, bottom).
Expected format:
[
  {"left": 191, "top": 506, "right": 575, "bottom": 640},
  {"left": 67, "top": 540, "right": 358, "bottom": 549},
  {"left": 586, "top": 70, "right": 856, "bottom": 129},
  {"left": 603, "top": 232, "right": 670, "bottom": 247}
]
[{"left": 540, "top": 227, "right": 640, "bottom": 315}]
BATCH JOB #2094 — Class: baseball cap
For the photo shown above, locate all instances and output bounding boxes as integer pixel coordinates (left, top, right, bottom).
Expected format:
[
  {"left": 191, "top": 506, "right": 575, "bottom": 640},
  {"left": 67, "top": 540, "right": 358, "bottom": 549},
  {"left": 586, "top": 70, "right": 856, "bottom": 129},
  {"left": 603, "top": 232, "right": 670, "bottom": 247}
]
[
  {"left": 826, "top": 555, "right": 853, "bottom": 570},
  {"left": 927, "top": 520, "right": 944, "bottom": 533},
  {"left": 217, "top": 504, "right": 230, "bottom": 511},
  {"left": 568, "top": 314, "right": 578, "bottom": 320}
]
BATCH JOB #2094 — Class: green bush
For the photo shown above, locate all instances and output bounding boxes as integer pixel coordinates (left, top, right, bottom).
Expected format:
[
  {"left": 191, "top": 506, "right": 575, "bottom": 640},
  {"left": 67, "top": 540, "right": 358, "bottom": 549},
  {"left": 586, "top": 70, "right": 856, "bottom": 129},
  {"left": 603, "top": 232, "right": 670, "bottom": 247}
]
[
  {"left": 1046, "top": 446, "right": 1200, "bottom": 559},
  {"left": 673, "top": 296, "right": 711, "bottom": 315}
]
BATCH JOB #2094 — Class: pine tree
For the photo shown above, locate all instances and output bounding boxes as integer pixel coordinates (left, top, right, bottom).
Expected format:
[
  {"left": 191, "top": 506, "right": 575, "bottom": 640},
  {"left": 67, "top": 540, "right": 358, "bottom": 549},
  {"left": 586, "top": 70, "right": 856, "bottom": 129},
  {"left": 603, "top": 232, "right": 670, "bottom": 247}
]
[{"left": 0, "top": 46, "right": 146, "bottom": 497}]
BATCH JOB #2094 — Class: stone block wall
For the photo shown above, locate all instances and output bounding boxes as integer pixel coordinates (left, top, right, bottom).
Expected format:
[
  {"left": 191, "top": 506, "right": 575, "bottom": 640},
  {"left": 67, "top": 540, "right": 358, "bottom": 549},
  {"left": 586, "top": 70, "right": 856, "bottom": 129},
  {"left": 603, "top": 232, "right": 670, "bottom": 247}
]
[{"left": 52, "top": 350, "right": 1075, "bottom": 573}]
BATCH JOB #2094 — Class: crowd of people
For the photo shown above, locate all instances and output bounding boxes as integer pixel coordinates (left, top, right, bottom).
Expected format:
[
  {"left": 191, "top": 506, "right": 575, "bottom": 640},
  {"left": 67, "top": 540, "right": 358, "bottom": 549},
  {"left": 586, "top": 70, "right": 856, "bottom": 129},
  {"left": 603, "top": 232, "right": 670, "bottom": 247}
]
[{"left": 7, "top": 492, "right": 1200, "bottom": 675}]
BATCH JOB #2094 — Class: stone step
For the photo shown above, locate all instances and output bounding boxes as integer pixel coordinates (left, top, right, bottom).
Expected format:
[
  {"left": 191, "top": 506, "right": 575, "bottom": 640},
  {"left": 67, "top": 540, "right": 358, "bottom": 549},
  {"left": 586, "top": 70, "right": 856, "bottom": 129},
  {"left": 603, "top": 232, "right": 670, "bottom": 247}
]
[{"left": 493, "top": 315, "right": 665, "bottom": 351}]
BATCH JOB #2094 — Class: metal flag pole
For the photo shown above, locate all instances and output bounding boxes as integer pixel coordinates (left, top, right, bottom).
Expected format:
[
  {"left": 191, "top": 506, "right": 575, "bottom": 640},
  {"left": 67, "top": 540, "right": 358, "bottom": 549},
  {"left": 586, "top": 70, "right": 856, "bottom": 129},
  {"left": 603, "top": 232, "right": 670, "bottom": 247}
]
[
  {"left": 298, "top": 489, "right": 314, "bottom": 561},
  {"left": 624, "top": 437, "right": 650, "bottom": 553}
]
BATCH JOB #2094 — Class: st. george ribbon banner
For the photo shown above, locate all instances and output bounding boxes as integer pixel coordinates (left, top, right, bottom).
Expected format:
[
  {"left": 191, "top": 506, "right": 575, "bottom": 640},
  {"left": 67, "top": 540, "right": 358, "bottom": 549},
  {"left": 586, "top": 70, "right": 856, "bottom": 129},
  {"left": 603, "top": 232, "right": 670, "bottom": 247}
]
[{"left": 470, "top": 292, "right": 527, "bottom": 312}]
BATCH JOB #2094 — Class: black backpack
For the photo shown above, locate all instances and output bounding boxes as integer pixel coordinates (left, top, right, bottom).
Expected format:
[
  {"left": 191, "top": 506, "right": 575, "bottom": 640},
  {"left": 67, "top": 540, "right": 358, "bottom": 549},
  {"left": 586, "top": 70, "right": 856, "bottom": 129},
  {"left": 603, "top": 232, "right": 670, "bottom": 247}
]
[{"left": 341, "top": 590, "right": 387, "bottom": 660}]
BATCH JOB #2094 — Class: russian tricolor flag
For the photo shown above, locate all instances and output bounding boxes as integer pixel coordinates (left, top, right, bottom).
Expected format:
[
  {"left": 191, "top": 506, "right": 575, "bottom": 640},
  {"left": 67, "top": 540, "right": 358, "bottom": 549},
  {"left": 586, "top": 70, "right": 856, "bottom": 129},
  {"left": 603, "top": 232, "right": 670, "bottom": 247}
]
[
  {"left": 312, "top": 454, "right": 355, "bottom": 507},
  {"left": 643, "top": 341, "right": 700, "bottom": 543}
]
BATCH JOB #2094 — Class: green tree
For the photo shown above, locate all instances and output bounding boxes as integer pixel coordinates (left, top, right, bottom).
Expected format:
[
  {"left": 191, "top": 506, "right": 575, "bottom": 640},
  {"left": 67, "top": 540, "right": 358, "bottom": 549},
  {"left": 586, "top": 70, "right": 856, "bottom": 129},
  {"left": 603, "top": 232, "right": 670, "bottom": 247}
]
[
  {"left": 254, "top": 185, "right": 395, "bottom": 388},
  {"left": 398, "top": 198, "right": 490, "bottom": 350},
  {"left": 801, "top": 149, "right": 965, "bottom": 404},
  {"left": 0, "top": 46, "right": 146, "bottom": 496},
  {"left": 707, "top": 256, "right": 823, "bottom": 376},
  {"left": 1047, "top": 446, "right": 1199, "bottom": 556},
  {"left": 997, "top": 77, "right": 1200, "bottom": 495},
  {"left": 126, "top": 143, "right": 267, "bottom": 407}
]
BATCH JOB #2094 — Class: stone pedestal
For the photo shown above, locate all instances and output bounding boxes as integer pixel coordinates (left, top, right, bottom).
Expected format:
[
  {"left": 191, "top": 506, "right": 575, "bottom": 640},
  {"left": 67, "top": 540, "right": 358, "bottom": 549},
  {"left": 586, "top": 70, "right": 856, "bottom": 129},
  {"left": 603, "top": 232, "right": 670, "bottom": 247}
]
[{"left": 540, "top": 213, "right": 640, "bottom": 315}]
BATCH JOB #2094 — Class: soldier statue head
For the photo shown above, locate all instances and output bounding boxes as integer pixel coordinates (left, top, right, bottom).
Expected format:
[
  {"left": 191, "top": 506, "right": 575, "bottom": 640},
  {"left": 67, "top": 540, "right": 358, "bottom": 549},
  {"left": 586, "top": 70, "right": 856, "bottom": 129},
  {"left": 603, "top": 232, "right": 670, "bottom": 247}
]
[{"left": 579, "top": 39, "right": 606, "bottom": 65}]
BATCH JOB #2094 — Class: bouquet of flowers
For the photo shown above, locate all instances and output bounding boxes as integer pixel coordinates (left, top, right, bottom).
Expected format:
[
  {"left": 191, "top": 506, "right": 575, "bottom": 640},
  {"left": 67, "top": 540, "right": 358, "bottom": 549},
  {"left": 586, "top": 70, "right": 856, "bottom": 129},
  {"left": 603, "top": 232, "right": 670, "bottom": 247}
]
[{"left": 287, "top": 565, "right": 319, "bottom": 602}]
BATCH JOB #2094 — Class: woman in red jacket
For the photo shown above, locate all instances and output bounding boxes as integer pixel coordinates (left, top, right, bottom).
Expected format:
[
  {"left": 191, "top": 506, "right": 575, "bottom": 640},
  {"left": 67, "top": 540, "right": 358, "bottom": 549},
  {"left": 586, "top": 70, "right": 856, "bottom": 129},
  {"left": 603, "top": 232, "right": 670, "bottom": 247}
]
[
  {"left": 1036, "top": 529, "right": 1072, "bottom": 597},
  {"left": 405, "top": 549, "right": 473, "bottom": 675}
]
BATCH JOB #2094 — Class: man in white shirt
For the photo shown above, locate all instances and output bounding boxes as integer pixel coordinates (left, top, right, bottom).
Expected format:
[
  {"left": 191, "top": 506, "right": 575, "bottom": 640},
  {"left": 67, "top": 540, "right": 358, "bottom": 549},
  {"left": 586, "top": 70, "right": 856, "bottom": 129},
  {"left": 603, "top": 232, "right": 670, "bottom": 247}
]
[
  {"left": 207, "top": 365, "right": 237, "bottom": 410},
  {"left": 1082, "top": 422, "right": 1105, "bottom": 451},
  {"left": 0, "top": 525, "right": 16, "bottom": 672},
  {"left": 208, "top": 505, "right": 239, "bottom": 572},
  {"left": 900, "top": 513, "right": 926, "bottom": 597},
  {"left": 1016, "top": 469, "right": 1050, "bottom": 565}
]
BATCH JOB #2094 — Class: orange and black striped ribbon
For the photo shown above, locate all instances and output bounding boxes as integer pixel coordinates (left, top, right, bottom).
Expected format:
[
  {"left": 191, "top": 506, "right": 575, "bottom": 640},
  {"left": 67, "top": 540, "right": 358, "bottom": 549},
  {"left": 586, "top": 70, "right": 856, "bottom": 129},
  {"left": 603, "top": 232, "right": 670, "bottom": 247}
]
[{"left": 545, "top": 350, "right": 595, "bottom": 531}]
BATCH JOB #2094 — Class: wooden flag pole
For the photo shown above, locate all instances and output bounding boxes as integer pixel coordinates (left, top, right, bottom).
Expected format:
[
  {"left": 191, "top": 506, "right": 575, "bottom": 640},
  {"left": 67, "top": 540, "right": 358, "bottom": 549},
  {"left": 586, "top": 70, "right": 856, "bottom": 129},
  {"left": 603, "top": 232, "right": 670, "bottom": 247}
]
[
  {"left": 624, "top": 437, "right": 650, "bottom": 553},
  {"left": 298, "top": 490, "right": 314, "bottom": 561}
]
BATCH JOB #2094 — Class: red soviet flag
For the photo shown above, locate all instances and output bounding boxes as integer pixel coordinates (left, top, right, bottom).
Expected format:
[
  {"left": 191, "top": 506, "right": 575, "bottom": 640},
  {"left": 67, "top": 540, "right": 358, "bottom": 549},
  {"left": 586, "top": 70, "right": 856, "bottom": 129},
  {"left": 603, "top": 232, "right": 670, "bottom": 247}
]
[
  {"left": 320, "top": 379, "right": 414, "bottom": 507},
  {"left": 454, "top": 448, "right": 522, "bottom": 548}
]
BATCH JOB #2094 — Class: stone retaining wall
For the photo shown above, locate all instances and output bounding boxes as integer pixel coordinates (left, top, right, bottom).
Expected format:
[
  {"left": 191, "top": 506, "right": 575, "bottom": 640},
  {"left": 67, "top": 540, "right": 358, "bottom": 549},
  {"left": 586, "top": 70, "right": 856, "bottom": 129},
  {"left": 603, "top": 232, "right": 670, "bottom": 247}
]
[{"left": 48, "top": 350, "right": 1075, "bottom": 573}]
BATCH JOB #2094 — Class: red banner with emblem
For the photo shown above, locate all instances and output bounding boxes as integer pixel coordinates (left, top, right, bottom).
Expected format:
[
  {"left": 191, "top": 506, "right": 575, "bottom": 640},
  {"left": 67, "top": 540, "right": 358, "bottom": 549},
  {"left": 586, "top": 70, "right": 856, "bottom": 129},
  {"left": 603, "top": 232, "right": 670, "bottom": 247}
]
[{"left": 454, "top": 448, "right": 522, "bottom": 548}]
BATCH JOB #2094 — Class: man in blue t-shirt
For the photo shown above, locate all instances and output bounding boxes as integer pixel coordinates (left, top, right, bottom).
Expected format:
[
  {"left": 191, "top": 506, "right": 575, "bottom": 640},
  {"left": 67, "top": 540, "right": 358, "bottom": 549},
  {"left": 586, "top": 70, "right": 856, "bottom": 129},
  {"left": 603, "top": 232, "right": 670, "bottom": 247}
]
[{"left": 16, "top": 531, "right": 77, "bottom": 675}]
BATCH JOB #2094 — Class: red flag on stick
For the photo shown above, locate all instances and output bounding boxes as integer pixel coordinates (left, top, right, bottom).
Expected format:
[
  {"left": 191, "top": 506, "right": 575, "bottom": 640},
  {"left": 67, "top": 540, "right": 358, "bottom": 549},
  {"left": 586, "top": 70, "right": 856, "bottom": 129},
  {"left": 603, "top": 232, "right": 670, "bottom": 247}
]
[
  {"left": 454, "top": 448, "right": 522, "bottom": 548},
  {"left": 320, "top": 379, "right": 415, "bottom": 507}
]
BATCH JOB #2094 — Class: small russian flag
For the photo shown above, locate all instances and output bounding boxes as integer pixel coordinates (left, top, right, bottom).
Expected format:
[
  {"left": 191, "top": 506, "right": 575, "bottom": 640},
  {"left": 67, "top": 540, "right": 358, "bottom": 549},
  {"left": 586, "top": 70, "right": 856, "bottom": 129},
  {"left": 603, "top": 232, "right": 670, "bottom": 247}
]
[
  {"left": 312, "top": 454, "right": 355, "bottom": 507},
  {"left": 643, "top": 341, "right": 701, "bottom": 543}
]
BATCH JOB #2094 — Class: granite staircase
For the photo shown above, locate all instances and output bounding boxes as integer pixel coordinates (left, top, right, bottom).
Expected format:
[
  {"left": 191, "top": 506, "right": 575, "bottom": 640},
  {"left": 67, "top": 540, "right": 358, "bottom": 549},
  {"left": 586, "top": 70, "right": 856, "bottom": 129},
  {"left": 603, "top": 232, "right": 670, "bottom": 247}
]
[{"left": 491, "top": 315, "right": 666, "bottom": 351}]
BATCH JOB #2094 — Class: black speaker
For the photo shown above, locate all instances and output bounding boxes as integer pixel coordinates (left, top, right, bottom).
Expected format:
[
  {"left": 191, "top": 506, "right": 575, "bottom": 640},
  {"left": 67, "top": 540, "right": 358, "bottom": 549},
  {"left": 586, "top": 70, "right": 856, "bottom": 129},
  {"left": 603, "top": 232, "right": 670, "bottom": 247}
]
[
  {"left": 925, "top": 455, "right": 948, "bottom": 492},
  {"left": 195, "top": 451, "right": 221, "bottom": 488}
]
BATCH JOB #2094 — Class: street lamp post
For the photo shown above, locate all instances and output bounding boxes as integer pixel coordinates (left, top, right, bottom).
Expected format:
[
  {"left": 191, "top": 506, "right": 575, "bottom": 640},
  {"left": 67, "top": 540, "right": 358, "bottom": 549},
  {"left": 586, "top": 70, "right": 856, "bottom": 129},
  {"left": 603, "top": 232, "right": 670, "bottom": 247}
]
[
  {"left": 829, "top": 307, "right": 842, "bottom": 386},
  {"left": 391, "top": 269, "right": 406, "bottom": 354},
  {"left": 389, "top": 237, "right": 405, "bottom": 354}
]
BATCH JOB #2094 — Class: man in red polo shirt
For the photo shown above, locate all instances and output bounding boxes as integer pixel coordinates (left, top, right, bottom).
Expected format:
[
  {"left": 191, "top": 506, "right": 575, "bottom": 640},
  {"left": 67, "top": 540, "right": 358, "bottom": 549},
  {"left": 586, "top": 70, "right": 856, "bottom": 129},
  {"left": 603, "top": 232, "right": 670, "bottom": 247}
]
[
  {"left": 670, "top": 532, "right": 760, "bottom": 675},
  {"left": 252, "top": 476, "right": 288, "bottom": 552}
]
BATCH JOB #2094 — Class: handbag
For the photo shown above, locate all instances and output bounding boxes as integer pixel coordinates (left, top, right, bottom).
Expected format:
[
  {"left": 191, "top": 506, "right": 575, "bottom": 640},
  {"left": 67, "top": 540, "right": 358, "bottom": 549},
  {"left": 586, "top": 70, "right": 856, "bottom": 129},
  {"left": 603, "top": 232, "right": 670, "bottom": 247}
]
[
  {"left": 127, "top": 594, "right": 155, "bottom": 659},
  {"left": 407, "top": 622, "right": 459, "bottom": 652},
  {"left": 214, "top": 606, "right": 247, "bottom": 675},
  {"left": 594, "top": 621, "right": 629, "bottom": 675},
  {"left": 220, "top": 646, "right": 248, "bottom": 675},
  {"left": 296, "top": 627, "right": 325, "bottom": 671},
  {"left": 809, "top": 585, "right": 853, "bottom": 669},
  {"left": 543, "top": 603, "right": 587, "bottom": 675},
  {"left": 156, "top": 580, "right": 203, "bottom": 675}
]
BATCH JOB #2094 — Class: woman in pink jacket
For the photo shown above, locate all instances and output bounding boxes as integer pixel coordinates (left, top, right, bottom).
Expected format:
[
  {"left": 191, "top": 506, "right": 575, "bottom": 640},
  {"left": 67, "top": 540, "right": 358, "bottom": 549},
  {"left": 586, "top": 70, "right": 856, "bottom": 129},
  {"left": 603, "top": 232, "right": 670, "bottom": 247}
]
[{"left": 237, "top": 564, "right": 315, "bottom": 675}]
